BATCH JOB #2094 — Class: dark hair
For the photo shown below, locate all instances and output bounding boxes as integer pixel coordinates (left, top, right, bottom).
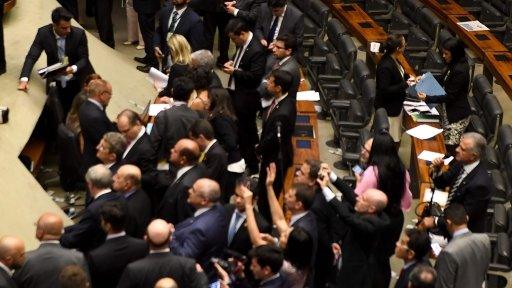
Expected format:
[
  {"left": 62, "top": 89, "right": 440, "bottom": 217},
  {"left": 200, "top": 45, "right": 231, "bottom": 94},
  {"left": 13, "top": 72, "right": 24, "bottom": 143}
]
[
  {"left": 284, "top": 227, "right": 313, "bottom": 271},
  {"left": 179, "top": 147, "right": 200, "bottom": 164},
  {"left": 172, "top": 77, "right": 195, "bottom": 102},
  {"left": 249, "top": 245, "right": 284, "bottom": 274},
  {"left": 186, "top": 67, "right": 212, "bottom": 91},
  {"left": 293, "top": 183, "right": 315, "bottom": 210},
  {"left": 367, "top": 132, "right": 406, "bottom": 214},
  {"left": 409, "top": 265, "right": 437, "bottom": 288},
  {"left": 208, "top": 88, "right": 237, "bottom": 121},
  {"left": 379, "top": 34, "right": 404, "bottom": 56},
  {"left": 59, "top": 265, "right": 89, "bottom": 288},
  {"left": 100, "top": 201, "right": 127, "bottom": 232},
  {"left": 225, "top": 18, "right": 250, "bottom": 36},
  {"left": 404, "top": 228, "right": 431, "bottom": 261},
  {"left": 442, "top": 38, "right": 466, "bottom": 65},
  {"left": 268, "top": 0, "right": 287, "bottom": 8},
  {"left": 304, "top": 159, "right": 321, "bottom": 182},
  {"left": 444, "top": 203, "right": 468, "bottom": 225},
  {"left": 275, "top": 34, "right": 297, "bottom": 53},
  {"left": 189, "top": 119, "right": 215, "bottom": 140},
  {"left": 270, "top": 70, "right": 293, "bottom": 95},
  {"left": 118, "top": 109, "right": 142, "bottom": 126},
  {"left": 51, "top": 7, "right": 73, "bottom": 23}
]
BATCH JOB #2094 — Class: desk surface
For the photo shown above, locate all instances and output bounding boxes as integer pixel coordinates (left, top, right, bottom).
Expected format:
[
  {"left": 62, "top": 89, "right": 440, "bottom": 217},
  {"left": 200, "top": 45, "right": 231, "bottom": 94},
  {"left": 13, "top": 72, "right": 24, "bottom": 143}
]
[
  {"left": 332, "top": 4, "right": 388, "bottom": 45},
  {"left": 0, "top": 0, "right": 155, "bottom": 249},
  {"left": 421, "top": 0, "right": 469, "bottom": 15},
  {"left": 483, "top": 51, "right": 512, "bottom": 96}
]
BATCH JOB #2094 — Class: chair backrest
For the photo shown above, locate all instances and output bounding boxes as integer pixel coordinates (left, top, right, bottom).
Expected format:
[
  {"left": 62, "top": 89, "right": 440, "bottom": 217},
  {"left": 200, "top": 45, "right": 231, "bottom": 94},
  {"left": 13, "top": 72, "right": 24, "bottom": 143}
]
[
  {"left": 490, "top": 0, "right": 512, "bottom": 17},
  {"left": 418, "top": 8, "right": 441, "bottom": 43},
  {"left": 360, "top": 78, "right": 376, "bottom": 120},
  {"left": 372, "top": 108, "right": 390, "bottom": 133},
  {"left": 57, "top": 124, "right": 83, "bottom": 191},
  {"left": 497, "top": 124, "right": 512, "bottom": 159},
  {"left": 505, "top": 149, "right": 512, "bottom": 191},
  {"left": 293, "top": 0, "right": 311, "bottom": 13},
  {"left": 352, "top": 60, "right": 372, "bottom": 92},
  {"left": 327, "top": 18, "right": 348, "bottom": 42},
  {"left": 482, "top": 93, "right": 503, "bottom": 144},
  {"left": 399, "top": 0, "right": 424, "bottom": 23},
  {"left": 347, "top": 99, "right": 366, "bottom": 124},
  {"left": 480, "top": 1, "right": 507, "bottom": 25},
  {"left": 308, "top": 0, "right": 330, "bottom": 30},
  {"left": 472, "top": 74, "right": 493, "bottom": 106},
  {"left": 336, "top": 35, "right": 358, "bottom": 77}
]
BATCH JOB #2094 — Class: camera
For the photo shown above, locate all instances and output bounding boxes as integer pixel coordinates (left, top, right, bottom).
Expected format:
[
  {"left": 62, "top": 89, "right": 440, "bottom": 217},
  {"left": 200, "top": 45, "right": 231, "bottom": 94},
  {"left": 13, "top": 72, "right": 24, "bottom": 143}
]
[{"left": 211, "top": 257, "right": 233, "bottom": 274}]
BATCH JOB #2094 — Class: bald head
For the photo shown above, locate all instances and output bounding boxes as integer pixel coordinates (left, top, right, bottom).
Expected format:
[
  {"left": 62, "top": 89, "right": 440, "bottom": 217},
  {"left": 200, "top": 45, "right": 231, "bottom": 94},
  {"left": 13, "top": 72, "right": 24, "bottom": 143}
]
[
  {"left": 188, "top": 178, "right": 221, "bottom": 209},
  {"left": 155, "top": 277, "right": 178, "bottom": 288},
  {"left": 146, "top": 219, "right": 171, "bottom": 249},
  {"left": 0, "top": 236, "right": 25, "bottom": 269},
  {"left": 170, "top": 139, "right": 200, "bottom": 167},
  {"left": 36, "top": 212, "right": 64, "bottom": 240},
  {"left": 113, "top": 164, "right": 142, "bottom": 192},
  {"left": 365, "top": 189, "right": 388, "bottom": 212}
]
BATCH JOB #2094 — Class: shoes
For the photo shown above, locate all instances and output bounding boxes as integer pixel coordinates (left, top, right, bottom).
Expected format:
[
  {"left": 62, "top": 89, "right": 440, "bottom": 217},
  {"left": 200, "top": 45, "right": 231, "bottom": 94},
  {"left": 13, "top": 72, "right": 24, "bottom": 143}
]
[
  {"left": 136, "top": 65, "right": 151, "bottom": 73},
  {"left": 123, "top": 40, "right": 138, "bottom": 45},
  {"left": 136, "top": 45, "right": 145, "bottom": 50},
  {"left": 134, "top": 56, "right": 147, "bottom": 64}
]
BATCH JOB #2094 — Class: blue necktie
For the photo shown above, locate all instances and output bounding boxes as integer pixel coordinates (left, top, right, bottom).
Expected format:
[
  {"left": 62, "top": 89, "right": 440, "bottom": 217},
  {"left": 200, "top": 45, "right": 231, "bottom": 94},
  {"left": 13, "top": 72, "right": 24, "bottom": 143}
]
[
  {"left": 228, "top": 212, "right": 242, "bottom": 244},
  {"left": 267, "top": 17, "right": 278, "bottom": 43},
  {"left": 57, "top": 37, "right": 66, "bottom": 61}
]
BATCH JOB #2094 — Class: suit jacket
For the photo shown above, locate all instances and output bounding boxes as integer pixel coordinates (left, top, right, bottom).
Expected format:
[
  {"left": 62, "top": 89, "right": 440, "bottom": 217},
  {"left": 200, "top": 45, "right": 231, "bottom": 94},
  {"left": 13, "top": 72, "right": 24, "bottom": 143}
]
[
  {"left": 329, "top": 178, "right": 390, "bottom": 288},
  {"left": 435, "top": 231, "right": 491, "bottom": 288},
  {"left": 259, "top": 56, "right": 301, "bottom": 99},
  {"left": 124, "top": 189, "right": 152, "bottom": 239},
  {"left": 150, "top": 104, "right": 199, "bottom": 160},
  {"left": 20, "top": 24, "right": 91, "bottom": 82},
  {"left": 433, "top": 161, "right": 492, "bottom": 232},
  {"left": 13, "top": 243, "right": 88, "bottom": 288},
  {"left": 61, "top": 192, "right": 124, "bottom": 252},
  {"left": 78, "top": 100, "right": 117, "bottom": 171},
  {"left": 171, "top": 204, "right": 229, "bottom": 281},
  {"left": 254, "top": 3, "right": 304, "bottom": 46},
  {"left": 117, "top": 252, "right": 208, "bottom": 288},
  {"left": 209, "top": 115, "right": 241, "bottom": 164},
  {"left": 425, "top": 60, "right": 471, "bottom": 124},
  {"left": 133, "top": 0, "right": 160, "bottom": 14},
  {"left": 229, "top": 34, "right": 266, "bottom": 93},
  {"left": 222, "top": 0, "right": 265, "bottom": 26},
  {"left": 224, "top": 204, "right": 271, "bottom": 256},
  {"left": 0, "top": 269, "right": 16, "bottom": 288},
  {"left": 375, "top": 54, "right": 409, "bottom": 117},
  {"left": 202, "top": 141, "right": 228, "bottom": 190},
  {"left": 154, "top": 4, "right": 205, "bottom": 52},
  {"left": 257, "top": 95, "right": 296, "bottom": 169},
  {"left": 87, "top": 235, "right": 148, "bottom": 288},
  {"left": 260, "top": 274, "right": 286, "bottom": 288},
  {"left": 119, "top": 133, "right": 157, "bottom": 189},
  {"left": 156, "top": 165, "right": 206, "bottom": 224}
]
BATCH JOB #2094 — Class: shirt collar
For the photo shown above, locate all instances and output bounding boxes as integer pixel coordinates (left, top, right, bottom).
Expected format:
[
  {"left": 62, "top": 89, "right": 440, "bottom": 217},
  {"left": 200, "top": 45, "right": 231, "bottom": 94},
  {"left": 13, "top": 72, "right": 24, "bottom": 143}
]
[
  {"left": 40, "top": 240, "right": 61, "bottom": 245},
  {"left": 172, "top": 5, "right": 187, "bottom": 17},
  {"left": 289, "top": 211, "right": 308, "bottom": 226},
  {"left": 88, "top": 98, "right": 104, "bottom": 110},
  {"left": 462, "top": 160, "right": 479, "bottom": 175},
  {"left": 274, "top": 93, "right": 288, "bottom": 105},
  {"left": 452, "top": 227, "right": 470, "bottom": 239},
  {"left": 278, "top": 56, "right": 291, "bottom": 66},
  {"left": 194, "top": 207, "right": 212, "bottom": 217},
  {"left": 175, "top": 165, "right": 194, "bottom": 181},
  {"left": 203, "top": 139, "right": 217, "bottom": 155},
  {"left": 260, "top": 273, "right": 280, "bottom": 285},
  {"left": 106, "top": 231, "right": 126, "bottom": 240},
  {"left": 123, "top": 188, "right": 138, "bottom": 199},
  {"left": 123, "top": 126, "right": 146, "bottom": 158},
  {"left": 0, "top": 262, "right": 13, "bottom": 277},
  {"left": 272, "top": 5, "right": 287, "bottom": 19},
  {"left": 150, "top": 248, "right": 170, "bottom": 254},
  {"left": 241, "top": 31, "right": 253, "bottom": 51},
  {"left": 53, "top": 28, "right": 66, "bottom": 40},
  {"left": 105, "top": 162, "right": 115, "bottom": 169},
  {"left": 94, "top": 188, "right": 112, "bottom": 200},
  {"left": 403, "top": 260, "right": 417, "bottom": 270}
]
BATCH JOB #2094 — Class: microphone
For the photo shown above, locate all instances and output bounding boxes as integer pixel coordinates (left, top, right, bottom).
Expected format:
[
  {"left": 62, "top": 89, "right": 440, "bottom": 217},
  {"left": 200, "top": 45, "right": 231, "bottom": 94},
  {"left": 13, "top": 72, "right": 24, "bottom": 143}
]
[{"left": 276, "top": 121, "right": 282, "bottom": 139}]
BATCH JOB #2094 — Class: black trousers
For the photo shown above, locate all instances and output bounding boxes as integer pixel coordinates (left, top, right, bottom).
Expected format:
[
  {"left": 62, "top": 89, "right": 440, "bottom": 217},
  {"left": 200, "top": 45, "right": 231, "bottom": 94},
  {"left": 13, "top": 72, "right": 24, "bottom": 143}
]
[
  {"left": 216, "top": 12, "right": 232, "bottom": 64},
  {"left": 138, "top": 12, "right": 157, "bottom": 67},
  {"left": 57, "top": 0, "right": 79, "bottom": 21},
  {"left": 94, "top": 0, "right": 115, "bottom": 48},
  {"left": 197, "top": 10, "right": 217, "bottom": 51}
]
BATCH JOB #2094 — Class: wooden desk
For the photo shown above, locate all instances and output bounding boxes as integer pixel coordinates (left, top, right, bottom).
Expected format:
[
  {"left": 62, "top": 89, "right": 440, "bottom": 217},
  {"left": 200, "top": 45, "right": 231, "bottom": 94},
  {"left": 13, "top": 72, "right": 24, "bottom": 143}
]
[
  {"left": 421, "top": 0, "right": 469, "bottom": 15},
  {"left": 483, "top": 51, "right": 512, "bottom": 97},
  {"left": 332, "top": 4, "right": 388, "bottom": 45}
]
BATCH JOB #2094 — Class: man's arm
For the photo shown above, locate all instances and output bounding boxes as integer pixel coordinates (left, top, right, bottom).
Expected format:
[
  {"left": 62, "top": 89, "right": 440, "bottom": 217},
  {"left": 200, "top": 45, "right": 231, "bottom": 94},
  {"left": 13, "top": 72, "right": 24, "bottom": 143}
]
[
  {"left": 73, "top": 29, "right": 89, "bottom": 72},
  {"left": 292, "top": 12, "right": 304, "bottom": 47},
  {"left": 19, "top": 29, "right": 45, "bottom": 90},
  {"left": 232, "top": 48, "right": 265, "bottom": 87},
  {"left": 434, "top": 252, "right": 457, "bottom": 288},
  {"left": 171, "top": 229, "right": 207, "bottom": 259}
]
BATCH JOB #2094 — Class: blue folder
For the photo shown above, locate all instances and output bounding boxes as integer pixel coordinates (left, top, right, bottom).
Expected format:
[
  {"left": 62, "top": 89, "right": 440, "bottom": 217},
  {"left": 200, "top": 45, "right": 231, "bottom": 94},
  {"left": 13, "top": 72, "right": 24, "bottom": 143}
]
[{"left": 407, "top": 72, "right": 446, "bottom": 98}]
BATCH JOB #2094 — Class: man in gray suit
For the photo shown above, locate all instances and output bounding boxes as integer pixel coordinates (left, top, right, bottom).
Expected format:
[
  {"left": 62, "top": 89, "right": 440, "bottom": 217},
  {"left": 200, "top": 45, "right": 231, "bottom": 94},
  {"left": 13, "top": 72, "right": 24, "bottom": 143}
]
[
  {"left": 13, "top": 213, "right": 89, "bottom": 288},
  {"left": 434, "top": 204, "right": 491, "bottom": 288}
]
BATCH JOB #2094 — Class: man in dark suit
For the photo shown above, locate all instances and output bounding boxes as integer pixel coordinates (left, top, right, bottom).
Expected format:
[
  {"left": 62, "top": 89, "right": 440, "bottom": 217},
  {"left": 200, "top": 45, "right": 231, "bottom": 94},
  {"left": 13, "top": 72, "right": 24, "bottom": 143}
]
[
  {"left": 171, "top": 178, "right": 229, "bottom": 282},
  {"left": 254, "top": 0, "right": 303, "bottom": 65},
  {"left": 133, "top": 0, "right": 160, "bottom": 71},
  {"left": 257, "top": 70, "right": 296, "bottom": 221},
  {"left": 137, "top": 0, "right": 204, "bottom": 72},
  {"left": 156, "top": 139, "right": 205, "bottom": 223},
  {"left": 216, "top": 0, "right": 264, "bottom": 66},
  {"left": 318, "top": 169, "right": 390, "bottom": 288},
  {"left": 189, "top": 119, "right": 228, "bottom": 193},
  {"left": 96, "top": 132, "right": 127, "bottom": 174},
  {"left": 113, "top": 165, "right": 152, "bottom": 238},
  {"left": 13, "top": 213, "right": 88, "bottom": 288},
  {"left": 118, "top": 219, "right": 208, "bottom": 288},
  {"left": 247, "top": 245, "right": 285, "bottom": 288},
  {"left": 0, "top": 236, "right": 25, "bottom": 288},
  {"left": 18, "top": 7, "right": 92, "bottom": 115},
  {"left": 150, "top": 77, "right": 199, "bottom": 161},
  {"left": 222, "top": 18, "right": 266, "bottom": 175},
  {"left": 258, "top": 34, "right": 301, "bottom": 99},
  {"left": 87, "top": 202, "right": 148, "bottom": 288},
  {"left": 420, "top": 132, "right": 492, "bottom": 233},
  {"left": 61, "top": 164, "right": 124, "bottom": 252},
  {"left": 394, "top": 228, "right": 432, "bottom": 288},
  {"left": 79, "top": 79, "right": 117, "bottom": 174},
  {"left": 434, "top": 204, "right": 491, "bottom": 288},
  {"left": 225, "top": 181, "right": 271, "bottom": 256},
  {"left": 117, "top": 109, "right": 157, "bottom": 188}
]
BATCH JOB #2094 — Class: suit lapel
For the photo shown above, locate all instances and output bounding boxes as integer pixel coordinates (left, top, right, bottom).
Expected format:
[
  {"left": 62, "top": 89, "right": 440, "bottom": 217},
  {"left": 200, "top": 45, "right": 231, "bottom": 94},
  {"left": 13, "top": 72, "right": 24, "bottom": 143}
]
[
  {"left": 454, "top": 163, "right": 481, "bottom": 195},
  {"left": 174, "top": 8, "right": 189, "bottom": 33}
]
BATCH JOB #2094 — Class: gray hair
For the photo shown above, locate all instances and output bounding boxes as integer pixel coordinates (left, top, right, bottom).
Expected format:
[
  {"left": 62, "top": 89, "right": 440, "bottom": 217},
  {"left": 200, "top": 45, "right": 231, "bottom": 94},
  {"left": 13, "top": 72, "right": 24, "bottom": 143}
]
[
  {"left": 103, "top": 132, "right": 127, "bottom": 160},
  {"left": 85, "top": 164, "right": 113, "bottom": 189},
  {"left": 190, "top": 50, "right": 215, "bottom": 71},
  {"left": 198, "top": 178, "right": 221, "bottom": 203},
  {"left": 461, "top": 132, "right": 486, "bottom": 158}
]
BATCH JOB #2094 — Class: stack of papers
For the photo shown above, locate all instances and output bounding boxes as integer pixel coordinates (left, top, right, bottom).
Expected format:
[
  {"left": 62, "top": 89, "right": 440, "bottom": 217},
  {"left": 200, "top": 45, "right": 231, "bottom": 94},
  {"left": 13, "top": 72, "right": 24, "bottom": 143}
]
[
  {"left": 458, "top": 21, "right": 490, "bottom": 32},
  {"left": 296, "top": 90, "right": 320, "bottom": 101},
  {"left": 423, "top": 188, "right": 449, "bottom": 208},
  {"left": 147, "top": 68, "right": 169, "bottom": 92},
  {"left": 417, "top": 150, "right": 445, "bottom": 162},
  {"left": 406, "top": 124, "right": 443, "bottom": 140},
  {"left": 148, "top": 104, "right": 171, "bottom": 116},
  {"left": 404, "top": 101, "right": 440, "bottom": 123}
]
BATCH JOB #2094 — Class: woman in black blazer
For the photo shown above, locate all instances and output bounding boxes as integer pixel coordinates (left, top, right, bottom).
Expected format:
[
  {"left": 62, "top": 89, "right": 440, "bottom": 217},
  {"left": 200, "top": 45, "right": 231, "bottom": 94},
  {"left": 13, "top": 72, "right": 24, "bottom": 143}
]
[
  {"left": 375, "top": 34, "right": 410, "bottom": 148},
  {"left": 419, "top": 38, "right": 471, "bottom": 155},
  {"left": 157, "top": 34, "right": 191, "bottom": 97}
]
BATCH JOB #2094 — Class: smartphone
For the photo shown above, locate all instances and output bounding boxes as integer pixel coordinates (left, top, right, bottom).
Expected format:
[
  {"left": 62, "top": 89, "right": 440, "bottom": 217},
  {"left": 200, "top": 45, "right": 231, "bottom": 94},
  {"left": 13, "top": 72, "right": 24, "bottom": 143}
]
[{"left": 352, "top": 165, "right": 363, "bottom": 175}]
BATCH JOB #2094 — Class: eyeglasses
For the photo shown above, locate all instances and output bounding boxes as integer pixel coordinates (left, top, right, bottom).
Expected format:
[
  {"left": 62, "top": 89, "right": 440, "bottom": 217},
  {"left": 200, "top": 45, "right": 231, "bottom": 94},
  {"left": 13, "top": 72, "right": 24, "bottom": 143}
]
[{"left": 274, "top": 45, "right": 286, "bottom": 50}]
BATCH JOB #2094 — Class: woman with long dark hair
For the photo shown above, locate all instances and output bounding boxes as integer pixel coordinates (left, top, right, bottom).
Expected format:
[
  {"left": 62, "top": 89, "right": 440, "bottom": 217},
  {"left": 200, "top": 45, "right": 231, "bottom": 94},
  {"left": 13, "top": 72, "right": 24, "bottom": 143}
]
[
  {"left": 354, "top": 131, "right": 411, "bottom": 288},
  {"left": 419, "top": 38, "right": 471, "bottom": 155}
]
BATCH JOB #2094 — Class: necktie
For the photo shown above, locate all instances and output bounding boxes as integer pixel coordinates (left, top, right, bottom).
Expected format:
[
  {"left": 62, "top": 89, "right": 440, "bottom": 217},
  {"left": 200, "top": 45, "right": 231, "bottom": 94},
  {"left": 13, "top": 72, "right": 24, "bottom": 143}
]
[
  {"left": 198, "top": 151, "right": 206, "bottom": 163},
  {"left": 167, "top": 11, "right": 179, "bottom": 40},
  {"left": 266, "top": 99, "right": 277, "bottom": 120},
  {"left": 228, "top": 212, "right": 242, "bottom": 244},
  {"left": 57, "top": 37, "right": 66, "bottom": 61},
  {"left": 446, "top": 168, "right": 465, "bottom": 206},
  {"left": 267, "top": 16, "right": 278, "bottom": 44},
  {"left": 228, "top": 47, "right": 243, "bottom": 89}
]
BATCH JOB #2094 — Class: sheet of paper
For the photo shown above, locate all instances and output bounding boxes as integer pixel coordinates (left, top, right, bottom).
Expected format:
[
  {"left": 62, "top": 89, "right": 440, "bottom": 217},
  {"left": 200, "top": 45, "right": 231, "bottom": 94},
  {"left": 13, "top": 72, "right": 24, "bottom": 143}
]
[
  {"left": 261, "top": 97, "right": 273, "bottom": 108},
  {"left": 370, "top": 42, "right": 381, "bottom": 53},
  {"left": 148, "top": 67, "right": 169, "bottom": 92},
  {"left": 148, "top": 104, "right": 171, "bottom": 116},
  {"left": 423, "top": 189, "right": 449, "bottom": 207},
  {"left": 406, "top": 124, "right": 443, "bottom": 140},
  {"left": 418, "top": 150, "right": 445, "bottom": 162},
  {"left": 457, "top": 21, "right": 490, "bottom": 31},
  {"left": 296, "top": 90, "right": 320, "bottom": 101},
  {"left": 444, "top": 156, "right": 454, "bottom": 166},
  {"left": 431, "top": 243, "right": 443, "bottom": 257}
]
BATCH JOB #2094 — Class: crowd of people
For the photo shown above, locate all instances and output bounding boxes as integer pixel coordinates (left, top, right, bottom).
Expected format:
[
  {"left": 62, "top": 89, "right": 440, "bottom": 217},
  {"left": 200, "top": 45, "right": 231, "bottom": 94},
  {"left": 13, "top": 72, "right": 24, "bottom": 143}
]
[{"left": 5, "top": 0, "right": 497, "bottom": 287}]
